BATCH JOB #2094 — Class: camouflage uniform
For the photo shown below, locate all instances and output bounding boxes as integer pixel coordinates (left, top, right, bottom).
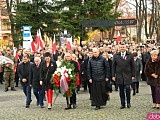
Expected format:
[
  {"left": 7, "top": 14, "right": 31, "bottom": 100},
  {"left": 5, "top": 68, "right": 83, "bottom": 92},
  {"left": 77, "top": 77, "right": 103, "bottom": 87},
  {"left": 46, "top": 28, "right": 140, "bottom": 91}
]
[{"left": 3, "top": 53, "right": 17, "bottom": 90}]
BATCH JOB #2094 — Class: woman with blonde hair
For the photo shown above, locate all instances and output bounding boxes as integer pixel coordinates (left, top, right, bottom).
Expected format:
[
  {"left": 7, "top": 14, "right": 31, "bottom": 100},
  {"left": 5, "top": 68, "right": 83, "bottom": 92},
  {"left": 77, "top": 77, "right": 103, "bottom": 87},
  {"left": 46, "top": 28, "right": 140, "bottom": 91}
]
[{"left": 145, "top": 50, "right": 160, "bottom": 109}]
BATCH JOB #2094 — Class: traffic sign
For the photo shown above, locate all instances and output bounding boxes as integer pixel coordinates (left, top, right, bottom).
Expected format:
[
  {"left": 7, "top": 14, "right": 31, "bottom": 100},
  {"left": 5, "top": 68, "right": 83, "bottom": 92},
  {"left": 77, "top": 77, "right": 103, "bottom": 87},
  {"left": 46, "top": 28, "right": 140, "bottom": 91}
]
[{"left": 23, "top": 26, "right": 31, "bottom": 40}]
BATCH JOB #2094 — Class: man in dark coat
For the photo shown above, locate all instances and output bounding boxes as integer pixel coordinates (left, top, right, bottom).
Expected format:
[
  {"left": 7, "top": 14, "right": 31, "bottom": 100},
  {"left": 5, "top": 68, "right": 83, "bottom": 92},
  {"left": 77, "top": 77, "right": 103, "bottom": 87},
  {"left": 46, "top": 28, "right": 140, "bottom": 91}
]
[
  {"left": 112, "top": 43, "right": 135, "bottom": 109},
  {"left": 88, "top": 48, "right": 110, "bottom": 110},
  {"left": 29, "top": 56, "right": 44, "bottom": 108},
  {"left": 18, "top": 54, "right": 33, "bottom": 108}
]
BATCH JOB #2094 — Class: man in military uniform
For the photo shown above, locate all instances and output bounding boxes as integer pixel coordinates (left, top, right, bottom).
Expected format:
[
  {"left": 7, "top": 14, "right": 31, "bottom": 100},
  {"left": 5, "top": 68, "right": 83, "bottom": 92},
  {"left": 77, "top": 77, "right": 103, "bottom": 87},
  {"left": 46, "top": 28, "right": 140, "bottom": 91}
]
[{"left": 3, "top": 48, "right": 17, "bottom": 92}]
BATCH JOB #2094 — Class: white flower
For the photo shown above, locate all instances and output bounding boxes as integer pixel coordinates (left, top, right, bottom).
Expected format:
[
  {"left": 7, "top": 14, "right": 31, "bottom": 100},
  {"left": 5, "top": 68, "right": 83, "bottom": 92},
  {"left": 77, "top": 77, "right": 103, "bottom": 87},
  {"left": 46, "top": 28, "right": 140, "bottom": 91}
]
[
  {"left": 70, "top": 75, "right": 73, "bottom": 78},
  {"left": 68, "top": 68, "right": 72, "bottom": 72},
  {"left": 55, "top": 71, "right": 58, "bottom": 74},
  {"left": 57, "top": 68, "right": 61, "bottom": 72},
  {"left": 65, "top": 73, "right": 68, "bottom": 78}
]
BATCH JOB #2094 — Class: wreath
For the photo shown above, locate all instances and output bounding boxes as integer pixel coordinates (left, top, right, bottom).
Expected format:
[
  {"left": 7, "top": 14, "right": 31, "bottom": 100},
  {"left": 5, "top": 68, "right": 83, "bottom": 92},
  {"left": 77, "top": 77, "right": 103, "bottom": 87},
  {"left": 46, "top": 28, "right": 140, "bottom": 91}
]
[{"left": 51, "top": 60, "right": 76, "bottom": 99}]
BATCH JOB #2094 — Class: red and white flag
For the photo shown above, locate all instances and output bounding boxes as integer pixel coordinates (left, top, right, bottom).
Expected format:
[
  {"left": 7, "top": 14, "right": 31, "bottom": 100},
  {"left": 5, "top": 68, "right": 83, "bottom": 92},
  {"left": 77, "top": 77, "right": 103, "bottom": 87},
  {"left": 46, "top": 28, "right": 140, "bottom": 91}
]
[
  {"left": 36, "top": 29, "right": 44, "bottom": 51},
  {"left": 116, "top": 31, "right": 121, "bottom": 44},
  {"left": 52, "top": 34, "right": 56, "bottom": 54},
  {"left": 31, "top": 29, "right": 44, "bottom": 52}
]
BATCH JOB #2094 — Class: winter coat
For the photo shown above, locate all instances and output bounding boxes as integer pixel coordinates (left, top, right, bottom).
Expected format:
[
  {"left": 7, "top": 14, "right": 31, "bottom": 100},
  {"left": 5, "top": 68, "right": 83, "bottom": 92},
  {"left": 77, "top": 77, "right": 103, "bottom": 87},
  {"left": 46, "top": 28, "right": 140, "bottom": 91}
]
[
  {"left": 40, "top": 61, "right": 57, "bottom": 90},
  {"left": 18, "top": 62, "right": 33, "bottom": 86},
  {"left": 144, "top": 58, "right": 160, "bottom": 86},
  {"left": 29, "top": 63, "right": 42, "bottom": 89},
  {"left": 112, "top": 52, "right": 135, "bottom": 84},
  {"left": 88, "top": 55, "right": 110, "bottom": 81},
  {"left": 133, "top": 58, "right": 143, "bottom": 82}
]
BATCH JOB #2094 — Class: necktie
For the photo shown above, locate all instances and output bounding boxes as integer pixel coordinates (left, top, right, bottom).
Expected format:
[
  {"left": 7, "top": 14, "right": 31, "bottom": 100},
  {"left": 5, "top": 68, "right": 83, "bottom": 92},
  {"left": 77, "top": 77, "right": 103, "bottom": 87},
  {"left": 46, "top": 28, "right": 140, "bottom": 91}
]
[{"left": 121, "top": 53, "right": 124, "bottom": 59}]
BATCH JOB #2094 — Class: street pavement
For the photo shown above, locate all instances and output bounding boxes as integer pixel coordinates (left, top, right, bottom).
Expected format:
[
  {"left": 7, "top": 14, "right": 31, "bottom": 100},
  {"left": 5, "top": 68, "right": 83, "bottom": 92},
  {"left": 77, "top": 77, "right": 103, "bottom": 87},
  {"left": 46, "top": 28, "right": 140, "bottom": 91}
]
[{"left": 0, "top": 81, "right": 159, "bottom": 120}]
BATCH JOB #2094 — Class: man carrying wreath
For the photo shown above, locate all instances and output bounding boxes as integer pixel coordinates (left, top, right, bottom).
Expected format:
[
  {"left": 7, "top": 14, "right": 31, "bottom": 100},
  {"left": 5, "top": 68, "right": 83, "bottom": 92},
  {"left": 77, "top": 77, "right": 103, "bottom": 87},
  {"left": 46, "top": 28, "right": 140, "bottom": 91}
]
[{"left": 64, "top": 52, "right": 79, "bottom": 110}]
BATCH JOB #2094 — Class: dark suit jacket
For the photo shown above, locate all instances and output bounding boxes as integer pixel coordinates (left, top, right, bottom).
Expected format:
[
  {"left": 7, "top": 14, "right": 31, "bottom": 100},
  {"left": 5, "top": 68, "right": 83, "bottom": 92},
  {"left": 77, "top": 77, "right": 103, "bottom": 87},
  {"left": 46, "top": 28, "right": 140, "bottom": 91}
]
[
  {"left": 18, "top": 62, "right": 33, "bottom": 86},
  {"left": 112, "top": 52, "right": 135, "bottom": 84},
  {"left": 29, "top": 63, "right": 42, "bottom": 89}
]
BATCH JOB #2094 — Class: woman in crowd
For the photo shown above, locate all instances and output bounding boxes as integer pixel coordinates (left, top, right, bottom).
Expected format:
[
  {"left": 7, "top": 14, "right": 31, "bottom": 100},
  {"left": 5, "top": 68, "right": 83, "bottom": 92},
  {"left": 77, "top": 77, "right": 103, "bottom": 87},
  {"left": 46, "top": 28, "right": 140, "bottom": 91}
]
[
  {"left": 145, "top": 50, "right": 160, "bottom": 109},
  {"left": 132, "top": 52, "right": 143, "bottom": 96},
  {"left": 40, "top": 52, "right": 57, "bottom": 109}
]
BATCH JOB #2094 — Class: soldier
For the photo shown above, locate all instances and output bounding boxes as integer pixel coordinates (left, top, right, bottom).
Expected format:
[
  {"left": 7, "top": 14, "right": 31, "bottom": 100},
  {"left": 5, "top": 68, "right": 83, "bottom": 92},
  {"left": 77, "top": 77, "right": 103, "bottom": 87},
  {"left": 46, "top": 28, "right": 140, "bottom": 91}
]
[{"left": 4, "top": 48, "right": 17, "bottom": 92}]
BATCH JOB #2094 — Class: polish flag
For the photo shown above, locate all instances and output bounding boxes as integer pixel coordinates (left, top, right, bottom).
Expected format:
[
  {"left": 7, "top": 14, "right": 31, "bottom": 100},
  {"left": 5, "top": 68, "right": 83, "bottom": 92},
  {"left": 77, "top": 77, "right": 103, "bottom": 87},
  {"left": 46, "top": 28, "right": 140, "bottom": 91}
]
[
  {"left": 66, "top": 41, "right": 71, "bottom": 50},
  {"left": 36, "top": 29, "right": 44, "bottom": 51},
  {"left": 52, "top": 34, "right": 56, "bottom": 54},
  {"left": 31, "top": 32, "right": 37, "bottom": 52},
  {"left": 116, "top": 31, "right": 121, "bottom": 44}
]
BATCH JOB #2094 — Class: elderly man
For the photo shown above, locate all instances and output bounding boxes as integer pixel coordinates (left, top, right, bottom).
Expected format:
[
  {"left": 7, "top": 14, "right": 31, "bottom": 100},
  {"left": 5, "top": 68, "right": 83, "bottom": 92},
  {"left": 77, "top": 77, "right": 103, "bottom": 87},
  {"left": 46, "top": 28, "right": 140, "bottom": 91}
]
[
  {"left": 29, "top": 56, "right": 44, "bottom": 108},
  {"left": 88, "top": 48, "right": 110, "bottom": 110},
  {"left": 112, "top": 43, "right": 135, "bottom": 109}
]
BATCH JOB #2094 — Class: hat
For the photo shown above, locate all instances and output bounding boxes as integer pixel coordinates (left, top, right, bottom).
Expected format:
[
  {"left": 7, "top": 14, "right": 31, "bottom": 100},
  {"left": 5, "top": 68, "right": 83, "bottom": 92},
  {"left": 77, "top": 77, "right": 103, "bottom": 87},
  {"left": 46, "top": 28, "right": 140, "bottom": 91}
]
[{"left": 44, "top": 52, "right": 51, "bottom": 57}]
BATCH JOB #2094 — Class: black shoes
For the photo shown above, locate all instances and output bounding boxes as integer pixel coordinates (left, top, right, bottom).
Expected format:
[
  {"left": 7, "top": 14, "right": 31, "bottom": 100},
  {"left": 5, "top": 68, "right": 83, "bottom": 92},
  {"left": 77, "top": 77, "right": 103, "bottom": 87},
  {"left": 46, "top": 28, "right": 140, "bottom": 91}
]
[
  {"left": 41, "top": 105, "right": 44, "bottom": 108},
  {"left": 95, "top": 106, "right": 101, "bottom": 110},
  {"left": 11, "top": 87, "right": 17, "bottom": 91},
  {"left": 65, "top": 104, "right": 72, "bottom": 110},
  {"left": 73, "top": 104, "right": 76, "bottom": 109},
  {"left": 26, "top": 105, "right": 30, "bottom": 108},
  {"left": 4, "top": 88, "right": 8, "bottom": 92},
  {"left": 120, "top": 106, "right": 125, "bottom": 109},
  {"left": 133, "top": 92, "right": 136, "bottom": 96},
  {"left": 127, "top": 104, "right": 131, "bottom": 108},
  {"left": 36, "top": 101, "right": 39, "bottom": 106}
]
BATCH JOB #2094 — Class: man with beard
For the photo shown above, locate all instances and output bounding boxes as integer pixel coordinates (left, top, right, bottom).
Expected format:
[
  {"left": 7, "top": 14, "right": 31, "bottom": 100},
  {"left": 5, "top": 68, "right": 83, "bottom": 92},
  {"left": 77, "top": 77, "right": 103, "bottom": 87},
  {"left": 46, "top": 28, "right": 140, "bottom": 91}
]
[{"left": 88, "top": 48, "right": 110, "bottom": 110}]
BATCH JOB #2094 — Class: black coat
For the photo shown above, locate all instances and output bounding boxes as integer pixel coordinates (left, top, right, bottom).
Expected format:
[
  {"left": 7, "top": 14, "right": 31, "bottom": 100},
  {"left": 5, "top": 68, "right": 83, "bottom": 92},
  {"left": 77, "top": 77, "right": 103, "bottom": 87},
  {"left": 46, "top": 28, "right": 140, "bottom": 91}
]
[
  {"left": 112, "top": 52, "right": 135, "bottom": 84},
  {"left": 29, "top": 63, "right": 42, "bottom": 89},
  {"left": 88, "top": 55, "right": 110, "bottom": 81},
  {"left": 40, "top": 61, "right": 57, "bottom": 91},
  {"left": 144, "top": 58, "right": 160, "bottom": 86},
  {"left": 18, "top": 62, "right": 33, "bottom": 86}
]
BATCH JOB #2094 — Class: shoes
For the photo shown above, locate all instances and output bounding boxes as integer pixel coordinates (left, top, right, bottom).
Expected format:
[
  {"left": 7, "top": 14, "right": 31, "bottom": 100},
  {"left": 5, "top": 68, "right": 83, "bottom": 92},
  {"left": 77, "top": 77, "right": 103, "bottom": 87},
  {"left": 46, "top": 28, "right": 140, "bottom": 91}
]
[
  {"left": 133, "top": 92, "right": 136, "bottom": 96},
  {"left": 65, "top": 104, "right": 72, "bottom": 110},
  {"left": 127, "top": 104, "right": 131, "bottom": 108},
  {"left": 107, "top": 95, "right": 110, "bottom": 101},
  {"left": 73, "top": 104, "right": 76, "bottom": 109},
  {"left": 36, "top": 101, "right": 39, "bottom": 106},
  {"left": 11, "top": 87, "right": 17, "bottom": 91},
  {"left": 95, "top": 106, "right": 100, "bottom": 110},
  {"left": 41, "top": 105, "right": 44, "bottom": 108},
  {"left": 4, "top": 88, "right": 8, "bottom": 92},
  {"left": 26, "top": 105, "right": 30, "bottom": 108},
  {"left": 157, "top": 107, "right": 159, "bottom": 109},
  {"left": 120, "top": 106, "right": 125, "bottom": 109},
  {"left": 136, "top": 90, "right": 139, "bottom": 93},
  {"left": 48, "top": 103, "right": 52, "bottom": 110}
]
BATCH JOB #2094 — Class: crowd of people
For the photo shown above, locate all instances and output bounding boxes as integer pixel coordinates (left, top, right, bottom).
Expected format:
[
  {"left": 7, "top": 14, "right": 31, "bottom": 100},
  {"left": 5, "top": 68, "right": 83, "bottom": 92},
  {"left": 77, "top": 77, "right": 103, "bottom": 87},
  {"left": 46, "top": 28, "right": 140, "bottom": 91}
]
[{"left": 0, "top": 38, "right": 160, "bottom": 110}]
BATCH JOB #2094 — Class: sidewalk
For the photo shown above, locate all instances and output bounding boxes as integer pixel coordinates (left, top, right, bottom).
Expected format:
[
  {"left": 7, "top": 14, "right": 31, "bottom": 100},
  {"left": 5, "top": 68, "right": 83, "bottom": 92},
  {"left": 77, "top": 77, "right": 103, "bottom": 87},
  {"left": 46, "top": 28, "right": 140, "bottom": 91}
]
[{"left": 0, "top": 81, "right": 159, "bottom": 120}]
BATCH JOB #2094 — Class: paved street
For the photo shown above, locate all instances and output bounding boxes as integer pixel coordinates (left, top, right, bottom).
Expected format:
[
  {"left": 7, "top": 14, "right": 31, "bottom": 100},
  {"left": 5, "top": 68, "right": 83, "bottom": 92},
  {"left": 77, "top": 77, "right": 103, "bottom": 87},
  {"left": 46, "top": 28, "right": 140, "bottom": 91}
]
[{"left": 0, "top": 81, "right": 159, "bottom": 120}]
